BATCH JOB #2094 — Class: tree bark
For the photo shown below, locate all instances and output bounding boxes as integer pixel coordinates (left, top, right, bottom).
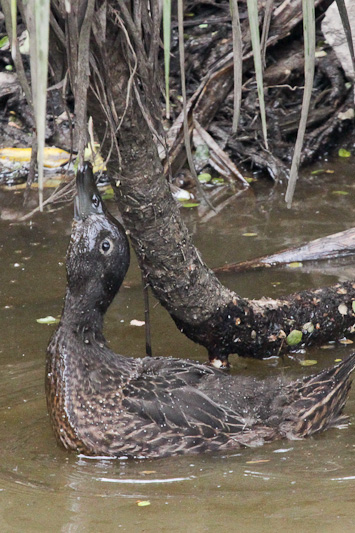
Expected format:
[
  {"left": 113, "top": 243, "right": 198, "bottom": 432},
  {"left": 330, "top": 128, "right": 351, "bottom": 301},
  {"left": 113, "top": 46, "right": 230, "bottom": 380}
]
[{"left": 52, "top": 0, "right": 355, "bottom": 364}]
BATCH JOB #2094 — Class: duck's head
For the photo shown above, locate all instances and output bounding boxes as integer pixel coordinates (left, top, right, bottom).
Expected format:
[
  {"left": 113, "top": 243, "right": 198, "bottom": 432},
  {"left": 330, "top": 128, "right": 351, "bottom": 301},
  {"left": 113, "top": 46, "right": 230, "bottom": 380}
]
[{"left": 66, "top": 163, "right": 130, "bottom": 316}]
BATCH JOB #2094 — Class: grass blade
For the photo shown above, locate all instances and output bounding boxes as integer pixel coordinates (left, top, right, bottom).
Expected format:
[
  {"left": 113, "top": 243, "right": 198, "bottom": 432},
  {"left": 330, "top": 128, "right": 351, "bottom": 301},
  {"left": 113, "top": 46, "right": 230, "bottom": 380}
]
[
  {"left": 10, "top": 0, "right": 17, "bottom": 60},
  {"left": 246, "top": 0, "right": 268, "bottom": 149},
  {"left": 35, "top": 0, "right": 49, "bottom": 211},
  {"left": 230, "top": 0, "right": 243, "bottom": 132},
  {"left": 26, "top": 0, "right": 50, "bottom": 211},
  {"left": 285, "top": 0, "right": 315, "bottom": 208},
  {"left": 163, "top": 0, "right": 171, "bottom": 119}
]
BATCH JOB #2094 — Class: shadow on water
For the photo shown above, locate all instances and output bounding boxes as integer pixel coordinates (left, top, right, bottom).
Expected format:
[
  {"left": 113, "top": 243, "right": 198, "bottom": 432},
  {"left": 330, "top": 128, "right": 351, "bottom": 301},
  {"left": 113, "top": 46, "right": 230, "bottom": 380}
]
[{"left": 0, "top": 156, "right": 355, "bottom": 532}]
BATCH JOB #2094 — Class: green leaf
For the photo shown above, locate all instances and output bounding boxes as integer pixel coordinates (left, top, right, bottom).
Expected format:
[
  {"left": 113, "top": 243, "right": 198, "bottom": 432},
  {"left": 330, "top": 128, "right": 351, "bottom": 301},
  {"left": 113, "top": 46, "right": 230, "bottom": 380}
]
[
  {"left": 101, "top": 187, "right": 115, "bottom": 200},
  {"left": 352, "top": 301, "right": 355, "bottom": 313},
  {"left": 338, "top": 148, "right": 351, "bottom": 157},
  {"left": 137, "top": 501, "right": 151, "bottom": 507},
  {"left": 198, "top": 173, "right": 212, "bottom": 183},
  {"left": 211, "top": 177, "right": 224, "bottom": 184},
  {"left": 242, "top": 232, "right": 258, "bottom": 237},
  {"left": 311, "top": 169, "right": 325, "bottom": 175},
  {"left": 332, "top": 190, "right": 349, "bottom": 195},
  {"left": 36, "top": 316, "right": 60, "bottom": 325},
  {"left": 0, "top": 36, "right": 9, "bottom": 48},
  {"left": 5, "top": 65, "right": 13, "bottom": 71},
  {"left": 287, "top": 262, "right": 303, "bottom": 268},
  {"left": 181, "top": 202, "right": 200, "bottom": 208},
  {"left": 286, "top": 330, "right": 303, "bottom": 346},
  {"left": 310, "top": 168, "right": 334, "bottom": 175},
  {"left": 299, "top": 359, "right": 318, "bottom": 367},
  {"left": 198, "top": 23, "right": 208, "bottom": 28}
]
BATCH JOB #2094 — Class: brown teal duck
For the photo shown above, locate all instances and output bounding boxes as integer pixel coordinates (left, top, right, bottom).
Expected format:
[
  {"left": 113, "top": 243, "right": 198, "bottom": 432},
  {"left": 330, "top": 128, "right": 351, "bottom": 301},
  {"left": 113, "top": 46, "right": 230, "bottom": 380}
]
[{"left": 46, "top": 163, "right": 355, "bottom": 458}]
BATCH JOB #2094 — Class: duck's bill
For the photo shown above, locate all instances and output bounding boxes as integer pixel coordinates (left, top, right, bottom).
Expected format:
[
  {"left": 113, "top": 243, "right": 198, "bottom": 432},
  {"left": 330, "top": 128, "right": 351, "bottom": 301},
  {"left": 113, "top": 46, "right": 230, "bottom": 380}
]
[{"left": 75, "top": 162, "right": 105, "bottom": 221}]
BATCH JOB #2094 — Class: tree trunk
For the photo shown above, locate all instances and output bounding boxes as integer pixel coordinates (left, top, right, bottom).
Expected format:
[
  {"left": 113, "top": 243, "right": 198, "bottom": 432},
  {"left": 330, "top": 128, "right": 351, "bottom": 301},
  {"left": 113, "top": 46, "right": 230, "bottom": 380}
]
[
  {"left": 101, "top": 105, "right": 355, "bottom": 365},
  {"left": 52, "top": 0, "right": 355, "bottom": 364}
]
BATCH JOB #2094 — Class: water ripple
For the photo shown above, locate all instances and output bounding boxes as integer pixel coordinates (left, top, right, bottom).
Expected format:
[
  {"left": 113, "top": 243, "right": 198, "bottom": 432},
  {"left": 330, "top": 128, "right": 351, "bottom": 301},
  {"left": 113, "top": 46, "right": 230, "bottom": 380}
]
[{"left": 96, "top": 476, "right": 194, "bottom": 484}]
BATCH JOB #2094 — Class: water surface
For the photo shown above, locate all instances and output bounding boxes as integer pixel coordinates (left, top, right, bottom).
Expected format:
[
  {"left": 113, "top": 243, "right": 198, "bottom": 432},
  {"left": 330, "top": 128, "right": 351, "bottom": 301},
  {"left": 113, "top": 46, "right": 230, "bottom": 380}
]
[{"left": 0, "top": 157, "right": 354, "bottom": 532}]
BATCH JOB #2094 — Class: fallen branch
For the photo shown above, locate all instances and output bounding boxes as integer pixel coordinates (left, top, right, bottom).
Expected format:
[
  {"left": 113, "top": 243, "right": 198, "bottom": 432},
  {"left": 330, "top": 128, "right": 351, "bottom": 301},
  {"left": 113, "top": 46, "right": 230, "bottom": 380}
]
[{"left": 215, "top": 227, "right": 355, "bottom": 273}]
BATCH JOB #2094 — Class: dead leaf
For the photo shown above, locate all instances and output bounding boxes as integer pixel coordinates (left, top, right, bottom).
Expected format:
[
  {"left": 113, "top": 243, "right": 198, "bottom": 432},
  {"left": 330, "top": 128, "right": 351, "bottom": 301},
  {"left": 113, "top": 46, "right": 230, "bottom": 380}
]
[
  {"left": 339, "top": 338, "right": 353, "bottom": 345},
  {"left": 130, "top": 319, "right": 145, "bottom": 327},
  {"left": 338, "top": 303, "right": 348, "bottom": 316},
  {"left": 0, "top": 147, "right": 70, "bottom": 168},
  {"left": 246, "top": 459, "right": 270, "bottom": 464},
  {"left": 299, "top": 360, "right": 318, "bottom": 367},
  {"left": 136, "top": 501, "right": 151, "bottom": 507}
]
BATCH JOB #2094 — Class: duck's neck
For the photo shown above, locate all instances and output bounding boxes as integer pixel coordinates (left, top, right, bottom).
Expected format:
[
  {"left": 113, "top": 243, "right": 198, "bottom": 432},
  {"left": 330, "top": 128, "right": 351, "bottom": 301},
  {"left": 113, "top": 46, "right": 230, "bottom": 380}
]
[{"left": 60, "top": 288, "right": 106, "bottom": 342}]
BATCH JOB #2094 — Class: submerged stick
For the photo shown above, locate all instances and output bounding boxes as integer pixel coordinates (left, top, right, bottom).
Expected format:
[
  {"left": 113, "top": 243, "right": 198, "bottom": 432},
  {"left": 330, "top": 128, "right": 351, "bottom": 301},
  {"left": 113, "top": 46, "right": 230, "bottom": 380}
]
[{"left": 215, "top": 227, "right": 355, "bottom": 274}]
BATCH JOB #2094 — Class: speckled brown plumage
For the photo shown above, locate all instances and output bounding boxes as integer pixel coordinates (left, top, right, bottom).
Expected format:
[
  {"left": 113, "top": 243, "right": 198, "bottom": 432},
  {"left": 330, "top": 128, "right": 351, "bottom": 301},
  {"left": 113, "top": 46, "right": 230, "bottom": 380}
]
[{"left": 45, "top": 164, "right": 355, "bottom": 458}]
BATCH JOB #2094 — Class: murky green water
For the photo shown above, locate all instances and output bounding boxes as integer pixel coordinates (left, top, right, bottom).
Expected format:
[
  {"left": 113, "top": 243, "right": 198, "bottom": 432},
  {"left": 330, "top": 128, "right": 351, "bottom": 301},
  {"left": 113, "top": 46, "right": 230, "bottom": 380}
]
[{"left": 0, "top": 157, "right": 354, "bottom": 532}]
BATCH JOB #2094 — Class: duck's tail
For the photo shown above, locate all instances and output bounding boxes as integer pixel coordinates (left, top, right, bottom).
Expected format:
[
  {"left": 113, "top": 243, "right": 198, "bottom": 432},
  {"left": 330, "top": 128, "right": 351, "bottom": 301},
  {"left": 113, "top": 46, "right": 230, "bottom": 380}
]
[{"left": 280, "top": 353, "right": 355, "bottom": 439}]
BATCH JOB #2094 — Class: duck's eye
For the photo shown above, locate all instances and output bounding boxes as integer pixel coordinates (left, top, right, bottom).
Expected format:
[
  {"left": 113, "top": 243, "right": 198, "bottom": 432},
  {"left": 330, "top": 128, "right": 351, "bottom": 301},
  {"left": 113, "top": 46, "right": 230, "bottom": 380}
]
[
  {"left": 92, "top": 194, "right": 100, "bottom": 209},
  {"left": 100, "top": 239, "right": 113, "bottom": 255}
]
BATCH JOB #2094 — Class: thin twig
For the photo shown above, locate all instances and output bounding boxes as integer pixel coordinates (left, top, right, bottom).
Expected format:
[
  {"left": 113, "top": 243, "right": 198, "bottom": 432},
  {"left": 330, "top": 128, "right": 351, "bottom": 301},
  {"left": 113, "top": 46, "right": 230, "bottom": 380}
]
[
  {"left": 230, "top": 0, "right": 243, "bottom": 132},
  {"left": 115, "top": 0, "right": 150, "bottom": 83},
  {"left": 260, "top": 0, "right": 274, "bottom": 67},
  {"left": 149, "top": 0, "right": 161, "bottom": 70},
  {"left": 89, "top": 57, "right": 121, "bottom": 169},
  {"left": 133, "top": 0, "right": 142, "bottom": 37},
  {"left": 177, "top": 0, "right": 214, "bottom": 210},
  {"left": 111, "top": 10, "right": 138, "bottom": 132},
  {"left": 19, "top": 178, "right": 76, "bottom": 221}
]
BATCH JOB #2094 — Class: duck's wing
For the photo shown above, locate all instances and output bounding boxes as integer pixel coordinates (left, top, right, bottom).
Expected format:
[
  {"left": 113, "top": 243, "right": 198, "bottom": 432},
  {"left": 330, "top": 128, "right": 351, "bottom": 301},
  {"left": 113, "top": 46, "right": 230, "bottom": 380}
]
[{"left": 118, "top": 357, "right": 277, "bottom": 454}]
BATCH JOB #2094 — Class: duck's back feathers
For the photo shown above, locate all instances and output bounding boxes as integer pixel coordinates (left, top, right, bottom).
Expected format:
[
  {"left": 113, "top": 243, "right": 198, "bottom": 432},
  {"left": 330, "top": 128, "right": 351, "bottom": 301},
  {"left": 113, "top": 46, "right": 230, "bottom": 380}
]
[
  {"left": 117, "top": 357, "right": 275, "bottom": 456},
  {"left": 96, "top": 353, "right": 355, "bottom": 457},
  {"left": 279, "top": 353, "right": 355, "bottom": 439}
]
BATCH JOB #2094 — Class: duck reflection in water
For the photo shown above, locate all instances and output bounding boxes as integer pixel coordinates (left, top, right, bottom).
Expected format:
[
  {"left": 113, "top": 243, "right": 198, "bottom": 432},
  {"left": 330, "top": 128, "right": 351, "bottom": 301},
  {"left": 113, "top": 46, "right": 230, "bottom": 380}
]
[{"left": 46, "top": 163, "right": 355, "bottom": 458}]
